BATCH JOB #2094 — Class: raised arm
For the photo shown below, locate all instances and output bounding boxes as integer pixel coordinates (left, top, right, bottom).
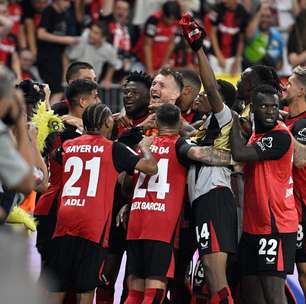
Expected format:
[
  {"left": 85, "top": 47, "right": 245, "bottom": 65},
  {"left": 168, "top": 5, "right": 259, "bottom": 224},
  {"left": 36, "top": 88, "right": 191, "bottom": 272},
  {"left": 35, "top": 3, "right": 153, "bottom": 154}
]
[
  {"left": 135, "top": 136, "right": 158, "bottom": 176},
  {"left": 179, "top": 13, "right": 224, "bottom": 113}
]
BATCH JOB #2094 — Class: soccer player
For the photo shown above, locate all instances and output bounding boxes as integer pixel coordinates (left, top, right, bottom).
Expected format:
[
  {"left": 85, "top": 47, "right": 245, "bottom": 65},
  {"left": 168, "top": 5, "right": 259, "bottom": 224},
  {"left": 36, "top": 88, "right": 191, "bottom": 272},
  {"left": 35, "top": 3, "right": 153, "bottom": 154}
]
[
  {"left": 150, "top": 67, "right": 184, "bottom": 107},
  {"left": 35, "top": 79, "right": 99, "bottom": 275},
  {"left": 52, "top": 61, "right": 97, "bottom": 117},
  {"left": 47, "top": 103, "right": 157, "bottom": 304},
  {"left": 96, "top": 71, "right": 153, "bottom": 304},
  {"left": 175, "top": 68, "right": 202, "bottom": 124},
  {"left": 114, "top": 71, "right": 152, "bottom": 137},
  {"left": 178, "top": 13, "right": 237, "bottom": 303},
  {"left": 283, "top": 65, "right": 306, "bottom": 300},
  {"left": 124, "top": 103, "right": 187, "bottom": 304},
  {"left": 231, "top": 84, "right": 298, "bottom": 304}
]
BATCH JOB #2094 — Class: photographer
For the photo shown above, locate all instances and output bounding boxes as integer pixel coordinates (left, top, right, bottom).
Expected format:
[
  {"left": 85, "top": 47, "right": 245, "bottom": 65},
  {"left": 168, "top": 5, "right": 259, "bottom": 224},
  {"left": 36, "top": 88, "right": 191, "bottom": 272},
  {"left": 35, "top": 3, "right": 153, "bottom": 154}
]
[{"left": 0, "top": 67, "right": 34, "bottom": 196}]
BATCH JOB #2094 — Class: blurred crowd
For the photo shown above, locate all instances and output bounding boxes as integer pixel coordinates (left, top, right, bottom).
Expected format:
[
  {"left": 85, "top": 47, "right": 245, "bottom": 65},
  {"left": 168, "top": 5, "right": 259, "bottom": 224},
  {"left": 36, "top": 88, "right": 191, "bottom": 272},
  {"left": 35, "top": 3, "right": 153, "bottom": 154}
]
[{"left": 0, "top": 0, "right": 306, "bottom": 103}]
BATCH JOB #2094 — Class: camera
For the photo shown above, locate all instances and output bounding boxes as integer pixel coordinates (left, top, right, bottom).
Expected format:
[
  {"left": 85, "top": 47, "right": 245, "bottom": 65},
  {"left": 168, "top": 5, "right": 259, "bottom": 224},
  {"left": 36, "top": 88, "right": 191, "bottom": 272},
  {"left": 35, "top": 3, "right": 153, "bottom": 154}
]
[{"left": 16, "top": 79, "right": 46, "bottom": 106}]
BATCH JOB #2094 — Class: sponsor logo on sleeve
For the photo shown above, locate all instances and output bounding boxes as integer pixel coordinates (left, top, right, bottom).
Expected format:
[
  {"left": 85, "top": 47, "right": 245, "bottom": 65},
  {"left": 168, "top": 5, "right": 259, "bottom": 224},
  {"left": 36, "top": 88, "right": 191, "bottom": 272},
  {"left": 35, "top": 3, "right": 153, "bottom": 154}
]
[
  {"left": 297, "top": 128, "right": 306, "bottom": 142},
  {"left": 256, "top": 137, "right": 273, "bottom": 151}
]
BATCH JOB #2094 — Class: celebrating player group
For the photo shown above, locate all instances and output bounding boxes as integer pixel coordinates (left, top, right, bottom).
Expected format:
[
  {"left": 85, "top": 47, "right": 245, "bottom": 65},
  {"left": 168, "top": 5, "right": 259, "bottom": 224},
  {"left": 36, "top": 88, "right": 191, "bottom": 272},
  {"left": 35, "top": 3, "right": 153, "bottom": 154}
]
[{"left": 34, "top": 12, "right": 306, "bottom": 304}]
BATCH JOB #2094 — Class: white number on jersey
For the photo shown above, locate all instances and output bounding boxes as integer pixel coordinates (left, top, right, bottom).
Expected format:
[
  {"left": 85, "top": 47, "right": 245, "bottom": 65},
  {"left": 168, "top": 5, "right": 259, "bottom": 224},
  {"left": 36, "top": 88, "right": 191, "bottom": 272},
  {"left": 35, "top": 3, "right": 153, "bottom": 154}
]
[
  {"left": 62, "top": 156, "right": 101, "bottom": 197},
  {"left": 133, "top": 158, "right": 170, "bottom": 199},
  {"left": 258, "top": 238, "right": 278, "bottom": 256}
]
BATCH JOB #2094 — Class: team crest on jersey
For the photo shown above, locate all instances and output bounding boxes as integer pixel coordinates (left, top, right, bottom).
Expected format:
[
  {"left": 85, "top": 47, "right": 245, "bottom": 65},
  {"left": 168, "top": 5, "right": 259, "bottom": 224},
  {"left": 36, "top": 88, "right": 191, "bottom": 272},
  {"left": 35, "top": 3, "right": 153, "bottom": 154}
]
[{"left": 257, "top": 137, "right": 273, "bottom": 151}]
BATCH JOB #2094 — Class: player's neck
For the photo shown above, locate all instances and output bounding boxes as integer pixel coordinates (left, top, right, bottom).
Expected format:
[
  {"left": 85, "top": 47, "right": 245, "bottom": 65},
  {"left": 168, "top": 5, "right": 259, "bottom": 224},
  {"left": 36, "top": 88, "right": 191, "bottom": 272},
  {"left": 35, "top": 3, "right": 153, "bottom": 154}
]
[
  {"left": 158, "top": 128, "right": 179, "bottom": 136},
  {"left": 69, "top": 109, "right": 83, "bottom": 120},
  {"left": 288, "top": 99, "right": 306, "bottom": 117}
]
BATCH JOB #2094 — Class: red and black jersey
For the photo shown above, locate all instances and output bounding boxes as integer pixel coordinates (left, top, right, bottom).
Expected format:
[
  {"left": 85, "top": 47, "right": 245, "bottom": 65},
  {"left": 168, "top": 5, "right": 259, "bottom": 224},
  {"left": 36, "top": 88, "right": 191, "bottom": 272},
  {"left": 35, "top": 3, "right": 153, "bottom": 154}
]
[
  {"left": 181, "top": 109, "right": 202, "bottom": 124},
  {"left": 0, "top": 35, "right": 16, "bottom": 67},
  {"left": 243, "top": 122, "right": 298, "bottom": 234},
  {"left": 34, "top": 125, "right": 81, "bottom": 216},
  {"left": 127, "top": 135, "right": 187, "bottom": 243},
  {"left": 286, "top": 111, "right": 306, "bottom": 219},
  {"left": 101, "top": 14, "right": 131, "bottom": 52},
  {"left": 21, "top": 0, "right": 42, "bottom": 26},
  {"left": 53, "top": 134, "right": 139, "bottom": 247},
  {"left": 209, "top": 2, "right": 249, "bottom": 58},
  {"left": 115, "top": 114, "right": 148, "bottom": 138},
  {"left": 8, "top": 3, "right": 22, "bottom": 38},
  {"left": 135, "top": 11, "right": 178, "bottom": 71}
]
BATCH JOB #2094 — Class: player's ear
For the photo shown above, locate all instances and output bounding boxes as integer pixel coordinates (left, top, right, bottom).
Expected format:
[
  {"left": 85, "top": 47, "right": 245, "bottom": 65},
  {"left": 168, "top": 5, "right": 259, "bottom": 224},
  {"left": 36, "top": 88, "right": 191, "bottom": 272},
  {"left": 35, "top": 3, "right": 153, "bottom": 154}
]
[{"left": 79, "top": 97, "right": 86, "bottom": 108}]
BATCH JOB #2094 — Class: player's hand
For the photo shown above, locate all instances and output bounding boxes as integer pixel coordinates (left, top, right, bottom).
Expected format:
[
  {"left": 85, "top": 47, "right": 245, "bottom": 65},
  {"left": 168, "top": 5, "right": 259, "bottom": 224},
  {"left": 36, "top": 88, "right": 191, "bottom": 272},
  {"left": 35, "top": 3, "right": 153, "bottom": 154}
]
[
  {"left": 179, "top": 12, "right": 205, "bottom": 52},
  {"left": 113, "top": 113, "right": 133, "bottom": 128},
  {"left": 116, "top": 204, "right": 130, "bottom": 229},
  {"left": 61, "top": 115, "right": 83, "bottom": 132},
  {"left": 137, "top": 113, "right": 156, "bottom": 131},
  {"left": 138, "top": 135, "right": 154, "bottom": 151}
]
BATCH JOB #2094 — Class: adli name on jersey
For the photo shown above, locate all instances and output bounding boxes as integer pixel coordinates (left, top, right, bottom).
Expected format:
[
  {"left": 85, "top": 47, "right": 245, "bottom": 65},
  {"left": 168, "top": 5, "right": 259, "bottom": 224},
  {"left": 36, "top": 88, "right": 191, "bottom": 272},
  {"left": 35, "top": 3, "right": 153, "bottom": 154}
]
[{"left": 64, "top": 198, "right": 86, "bottom": 207}]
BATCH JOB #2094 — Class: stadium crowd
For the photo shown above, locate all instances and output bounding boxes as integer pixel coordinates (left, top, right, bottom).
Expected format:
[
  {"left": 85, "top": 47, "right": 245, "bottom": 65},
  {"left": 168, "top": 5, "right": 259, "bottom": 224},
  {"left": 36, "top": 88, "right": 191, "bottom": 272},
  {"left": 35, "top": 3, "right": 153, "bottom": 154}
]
[{"left": 1, "top": 0, "right": 306, "bottom": 304}]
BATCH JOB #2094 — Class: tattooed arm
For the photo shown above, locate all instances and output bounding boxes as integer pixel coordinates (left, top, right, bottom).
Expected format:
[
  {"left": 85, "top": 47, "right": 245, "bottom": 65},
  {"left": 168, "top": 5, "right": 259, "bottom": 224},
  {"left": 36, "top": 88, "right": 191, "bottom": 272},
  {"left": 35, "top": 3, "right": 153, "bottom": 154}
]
[
  {"left": 294, "top": 139, "right": 306, "bottom": 168},
  {"left": 176, "top": 137, "right": 234, "bottom": 167},
  {"left": 187, "top": 146, "right": 233, "bottom": 166}
]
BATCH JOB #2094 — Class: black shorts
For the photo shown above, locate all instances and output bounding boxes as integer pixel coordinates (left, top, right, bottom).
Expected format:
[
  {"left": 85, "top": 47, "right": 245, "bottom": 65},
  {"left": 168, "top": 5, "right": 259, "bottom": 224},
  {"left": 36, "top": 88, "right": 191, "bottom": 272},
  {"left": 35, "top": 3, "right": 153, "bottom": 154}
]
[
  {"left": 239, "top": 232, "right": 297, "bottom": 279},
  {"left": 192, "top": 187, "right": 237, "bottom": 257},
  {"left": 46, "top": 236, "right": 107, "bottom": 293},
  {"left": 296, "top": 198, "right": 306, "bottom": 263},
  {"left": 127, "top": 240, "right": 176, "bottom": 279}
]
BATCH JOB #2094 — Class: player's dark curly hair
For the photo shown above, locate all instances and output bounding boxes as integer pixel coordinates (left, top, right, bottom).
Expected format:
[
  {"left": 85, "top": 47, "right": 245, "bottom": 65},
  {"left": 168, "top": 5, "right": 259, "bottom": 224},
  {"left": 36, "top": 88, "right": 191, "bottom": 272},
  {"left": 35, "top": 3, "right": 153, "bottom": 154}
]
[
  {"left": 125, "top": 71, "right": 152, "bottom": 90},
  {"left": 251, "top": 65, "right": 282, "bottom": 95},
  {"left": 251, "top": 84, "right": 279, "bottom": 106},
  {"left": 66, "top": 79, "right": 98, "bottom": 108},
  {"left": 82, "top": 103, "right": 112, "bottom": 132}
]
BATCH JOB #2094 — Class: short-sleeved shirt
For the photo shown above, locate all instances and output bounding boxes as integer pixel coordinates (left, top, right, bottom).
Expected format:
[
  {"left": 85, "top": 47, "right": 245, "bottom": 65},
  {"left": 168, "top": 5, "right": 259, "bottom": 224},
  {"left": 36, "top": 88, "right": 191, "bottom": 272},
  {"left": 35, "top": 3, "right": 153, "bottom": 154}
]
[
  {"left": 53, "top": 134, "right": 140, "bottom": 247},
  {"left": 34, "top": 124, "right": 82, "bottom": 216},
  {"left": 100, "top": 14, "right": 131, "bottom": 53},
  {"left": 243, "top": 123, "right": 298, "bottom": 234},
  {"left": 37, "top": 5, "right": 68, "bottom": 60},
  {"left": 209, "top": 2, "right": 249, "bottom": 58},
  {"left": 185, "top": 105, "right": 233, "bottom": 203},
  {"left": 141, "top": 11, "right": 177, "bottom": 70},
  {"left": 0, "top": 121, "right": 30, "bottom": 189},
  {"left": 66, "top": 29, "right": 120, "bottom": 79},
  {"left": 127, "top": 135, "right": 187, "bottom": 243},
  {"left": 244, "top": 28, "right": 283, "bottom": 66},
  {"left": 21, "top": 0, "right": 42, "bottom": 26}
]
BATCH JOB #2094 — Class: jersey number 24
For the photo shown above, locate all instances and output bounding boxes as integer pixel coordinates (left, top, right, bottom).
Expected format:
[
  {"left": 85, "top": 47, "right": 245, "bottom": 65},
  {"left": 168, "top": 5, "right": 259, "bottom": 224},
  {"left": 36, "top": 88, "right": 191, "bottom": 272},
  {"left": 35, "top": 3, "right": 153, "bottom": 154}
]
[{"left": 133, "top": 158, "right": 170, "bottom": 199}]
